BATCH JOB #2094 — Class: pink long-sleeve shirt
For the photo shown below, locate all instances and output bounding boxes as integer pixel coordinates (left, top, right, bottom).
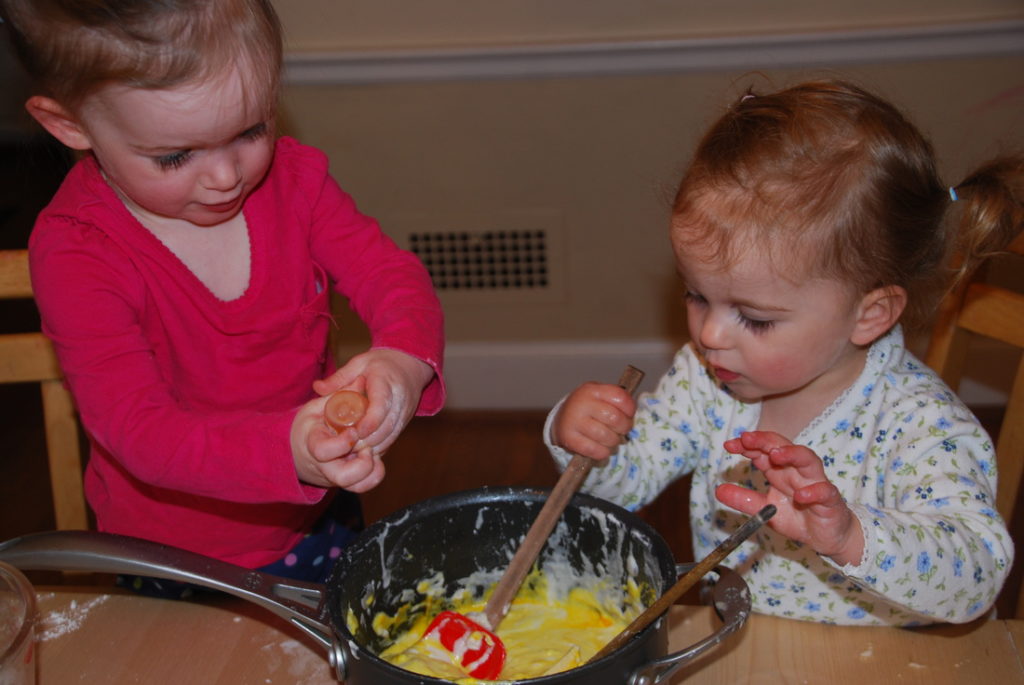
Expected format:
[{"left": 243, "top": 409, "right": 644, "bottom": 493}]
[{"left": 28, "top": 137, "right": 445, "bottom": 567}]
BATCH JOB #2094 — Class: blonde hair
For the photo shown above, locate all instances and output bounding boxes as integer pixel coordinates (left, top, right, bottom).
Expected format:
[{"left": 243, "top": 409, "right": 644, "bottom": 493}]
[
  {"left": 672, "top": 79, "right": 1023, "bottom": 331},
  {"left": 1, "top": 0, "right": 282, "bottom": 116}
]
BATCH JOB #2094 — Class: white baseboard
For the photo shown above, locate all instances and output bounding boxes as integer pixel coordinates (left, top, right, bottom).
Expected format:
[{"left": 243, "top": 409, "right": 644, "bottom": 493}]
[{"left": 439, "top": 340, "right": 676, "bottom": 409}]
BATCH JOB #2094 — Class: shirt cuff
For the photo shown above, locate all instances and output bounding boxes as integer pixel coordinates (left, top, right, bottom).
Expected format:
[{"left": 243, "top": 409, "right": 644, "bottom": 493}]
[
  {"left": 820, "top": 503, "right": 875, "bottom": 576},
  {"left": 543, "top": 395, "right": 574, "bottom": 470}
]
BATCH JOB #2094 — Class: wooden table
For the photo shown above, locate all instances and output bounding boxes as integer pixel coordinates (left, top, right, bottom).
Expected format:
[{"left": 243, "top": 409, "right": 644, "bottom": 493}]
[{"left": 33, "top": 587, "right": 1024, "bottom": 684}]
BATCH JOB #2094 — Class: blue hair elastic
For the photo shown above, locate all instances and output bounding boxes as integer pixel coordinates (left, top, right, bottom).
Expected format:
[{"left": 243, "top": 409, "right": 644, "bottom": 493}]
[{"left": 949, "top": 186, "right": 959, "bottom": 202}]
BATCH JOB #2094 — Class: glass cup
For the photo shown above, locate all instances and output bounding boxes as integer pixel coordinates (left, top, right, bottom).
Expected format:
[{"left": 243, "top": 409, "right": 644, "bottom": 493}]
[{"left": 0, "top": 562, "right": 36, "bottom": 685}]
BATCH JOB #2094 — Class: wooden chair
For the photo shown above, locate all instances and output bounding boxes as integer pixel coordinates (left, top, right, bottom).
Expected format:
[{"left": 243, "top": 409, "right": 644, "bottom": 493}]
[
  {"left": 0, "top": 249, "right": 89, "bottom": 530},
  {"left": 924, "top": 232, "right": 1024, "bottom": 616}
]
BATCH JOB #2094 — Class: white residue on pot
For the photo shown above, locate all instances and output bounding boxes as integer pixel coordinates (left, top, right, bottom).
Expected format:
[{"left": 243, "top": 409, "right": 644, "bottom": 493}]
[
  {"left": 368, "top": 509, "right": 412, "bottom": 590},
  {"left": 473, "top": 506, "right": 490, "bottom": 532},
  {"left": 545, "top": 504, "right": 656, "bottom": 601},
  {"left": 401, "top": 503, "right": 653, "bottom": 623},
  {"left": 714, "top": 583, "right": 750, "bottom": 617}
]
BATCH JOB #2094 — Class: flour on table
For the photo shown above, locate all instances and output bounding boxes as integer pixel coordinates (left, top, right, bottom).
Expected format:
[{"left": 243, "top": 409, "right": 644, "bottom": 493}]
[
  {"left": 37, "top": 595, "right": 110, "bottom": 641},
  {"left": 259, "top": 639, "right": 330, "bottom": 684}
]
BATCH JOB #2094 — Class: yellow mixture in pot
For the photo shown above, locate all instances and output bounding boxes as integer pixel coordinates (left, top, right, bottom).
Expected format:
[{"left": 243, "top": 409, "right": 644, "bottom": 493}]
[{"left": 367, "top": 569, "right": 647, "bottom": 682}]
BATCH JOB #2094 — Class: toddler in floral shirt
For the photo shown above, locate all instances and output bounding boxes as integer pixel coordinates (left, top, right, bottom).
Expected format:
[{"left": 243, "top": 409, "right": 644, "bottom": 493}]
[{"left": 546, "top": 79, "right": 1021, "bottom": 625}]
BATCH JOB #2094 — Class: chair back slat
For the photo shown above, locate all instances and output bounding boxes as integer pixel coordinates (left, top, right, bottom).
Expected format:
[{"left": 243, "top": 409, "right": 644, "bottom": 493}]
[
  {"left": 924, "top": 233, "right": 1024, "bottom": 618},
  {"left": 0, "top": 249, "right": 33, "bottom": 299},
  {"left": 0, "top": 249, "right": 89, "bottom": 531},
  {"left": 0, "top": 333, "right": 63, "bottom": 382},
  {"left": 956, "top": 284, "right": 1024, "bottom": 349}
]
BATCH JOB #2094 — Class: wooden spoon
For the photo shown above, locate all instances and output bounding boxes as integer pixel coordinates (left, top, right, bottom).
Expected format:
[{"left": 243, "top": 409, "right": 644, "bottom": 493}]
[
  {"left": 587, "top": 504, "right": 776, "bottom": 663},
  {"left": 482, "top": 364, "right": 646, "bottom": 629},
  {"left": 421, "top": 364, "right": 644, "bottom": 679}
]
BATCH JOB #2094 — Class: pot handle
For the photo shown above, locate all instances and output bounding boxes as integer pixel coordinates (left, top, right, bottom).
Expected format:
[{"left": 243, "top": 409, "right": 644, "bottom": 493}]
[
  {"left": 628, "top": 563, "right": 751, "bottom": 685},
  {"left": 0, "top": 531, "right": 336, "bottom": 653}
]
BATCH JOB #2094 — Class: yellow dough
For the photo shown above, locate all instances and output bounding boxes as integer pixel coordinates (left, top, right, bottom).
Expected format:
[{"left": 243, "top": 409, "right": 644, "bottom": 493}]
[{"left": 370, "top": 568, "right": 648, "bottom": 682}]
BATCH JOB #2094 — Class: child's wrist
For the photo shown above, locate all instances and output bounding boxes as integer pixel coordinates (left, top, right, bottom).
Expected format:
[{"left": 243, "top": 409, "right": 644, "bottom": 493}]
[
  {"left": 379, "top": 347, "right": 434, "bottom": 389},
  {"left": 826, "top": 517, "right": 866, "bottom": 567}
]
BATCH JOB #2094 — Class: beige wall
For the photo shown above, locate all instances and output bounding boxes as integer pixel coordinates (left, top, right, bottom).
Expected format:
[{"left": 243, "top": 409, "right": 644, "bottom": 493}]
[
  {"left": 272, "top": 1, "right": 1023, "bottom": 407},
  {"left": 282, "top": 58, "right": 1023, "bottom": 347}
]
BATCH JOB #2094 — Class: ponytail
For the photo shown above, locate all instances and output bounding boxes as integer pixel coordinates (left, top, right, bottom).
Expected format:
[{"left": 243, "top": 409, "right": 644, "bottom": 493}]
[{"left": 947, "top": 155, "right": 1024, "bottom": 289}]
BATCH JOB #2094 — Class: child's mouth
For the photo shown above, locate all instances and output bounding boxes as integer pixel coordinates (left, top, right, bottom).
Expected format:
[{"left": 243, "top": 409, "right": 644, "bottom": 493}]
[
  {"left": 203, "top": 196, "right": 241, "bottom": 212},
  {"left": 713, "top": 366, "right": 741, "bottom": 382}
]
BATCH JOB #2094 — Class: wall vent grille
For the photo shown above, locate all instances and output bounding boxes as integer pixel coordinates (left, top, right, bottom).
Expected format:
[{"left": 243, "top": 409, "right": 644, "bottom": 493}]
[{"left": 409, "top": 230, "right": 549, "bottom": 290}]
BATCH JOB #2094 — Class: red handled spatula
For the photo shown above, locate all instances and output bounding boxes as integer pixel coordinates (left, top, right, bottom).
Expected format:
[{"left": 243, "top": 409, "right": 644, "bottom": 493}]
[{"left": 423, "top": 365, "right": 645, "bottom": 679}]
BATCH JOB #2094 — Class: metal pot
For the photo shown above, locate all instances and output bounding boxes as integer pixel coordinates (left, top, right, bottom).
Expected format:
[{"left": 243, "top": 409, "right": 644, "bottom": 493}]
[{"left": 0, "top": 487, "right": 749, "bottom": 684}]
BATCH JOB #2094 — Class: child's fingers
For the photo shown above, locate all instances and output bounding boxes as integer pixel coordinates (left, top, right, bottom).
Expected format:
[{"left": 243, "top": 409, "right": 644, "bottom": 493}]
[
  {"left": 562, "top": 436, "right": 615, "bottom": 462},
  {"left": 348, "top": 463, "right": 386, "bottom": 493},
  {"left": 313, "top": 368, "right": 368, "bottom": 398},
  {"left": 560, "top": 393, "right": 631, "bottom": 434},
  {"left": 766, "top": 445, "right": 829, "bottom": 482},
  {"left": 352, "top": 384, "right": 411, "bottom": 456},
  {"left": 723, "top": 439, "right": 775, "bottom": 474},
  {"left": 358, "top": 371, "right": 411, "bottom": 431},
  {"left": 594, "top": 402, "right": 634, "bottom": 436},
  {"left": 715, "top": 482, "right": 769, "bottom": 516},
  {"left": 570, "top": 384, "right": 636, "bottom": 419},
  {"left": 309, "top": 426, "right": 360, "bottom": 462},
  {"left": 557, "top": 407, "right": 631, "bottom": 460},
  {"left": 723, "top": 437, "right": 743, "bottom": 453},
  {"left": 793, "top": 480, "right": 844, "bottom": 509},
  {"left": 318, "top": 449, "right": 384, "bottom": 492},
  {"left": 580, "top": 414, "right": 630, "bottom": 448},
  {"left": 733, "top": 430, "right": 791, "bottom": 453},
  {"left": 725, "top": 433, "right": 828, "bottom": 487},
  {"left": 343, "top": 451, "right": 386, "bottom": 493}
]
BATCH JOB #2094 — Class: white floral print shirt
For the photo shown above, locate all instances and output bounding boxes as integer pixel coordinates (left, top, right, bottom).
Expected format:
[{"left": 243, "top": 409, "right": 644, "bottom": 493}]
[{"left": 546, "top": 327, "right": 1013, "bottom": 625}]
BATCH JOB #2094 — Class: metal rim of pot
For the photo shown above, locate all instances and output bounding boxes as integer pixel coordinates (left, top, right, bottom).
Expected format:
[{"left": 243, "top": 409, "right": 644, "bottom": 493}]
[{"left": 0, "top": 486, "right": 750, "bottom": 684}]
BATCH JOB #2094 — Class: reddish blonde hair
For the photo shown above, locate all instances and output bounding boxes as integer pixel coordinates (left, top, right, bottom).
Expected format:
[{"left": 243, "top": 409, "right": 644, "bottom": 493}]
[
  {"left": 1, "top": 0, "right": 282, "bottom": 117},
  {"left": 672, "top": 80, "right": 1023, "bottom": 331}
]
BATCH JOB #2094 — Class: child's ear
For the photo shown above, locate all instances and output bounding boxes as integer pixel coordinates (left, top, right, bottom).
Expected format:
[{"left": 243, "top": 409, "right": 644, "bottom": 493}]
[
  {"left": 25, "top": 96, "right": 92, "bottom": 150},
  {"left": 851, "top": 285, "right": 907, "bottom": 346}
]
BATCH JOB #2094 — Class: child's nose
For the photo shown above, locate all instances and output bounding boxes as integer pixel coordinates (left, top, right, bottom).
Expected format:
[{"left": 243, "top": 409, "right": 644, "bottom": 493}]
[
  {"left": 201, "top": 151, "right": 241, "bottom": 191},
  {"left": 697, "top": 312, "right": 730, "bottom": 350}
]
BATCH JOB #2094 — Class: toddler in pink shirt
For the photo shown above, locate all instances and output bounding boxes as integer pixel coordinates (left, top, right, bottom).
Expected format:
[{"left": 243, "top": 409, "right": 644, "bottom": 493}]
[{"left": 2, "top": 0, "right": 445, "bottom": 592}]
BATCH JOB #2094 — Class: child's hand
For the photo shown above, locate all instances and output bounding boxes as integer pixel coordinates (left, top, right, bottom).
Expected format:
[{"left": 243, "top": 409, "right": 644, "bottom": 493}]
[
  {"left": 290, "top": 393, "right": 384, "bottom": 492},
  {"left": 312, "top": 348, "right": 434, "bottom": 460},
  {"left": 552, "top": 382, "right": 637, "bottom": 461},
  {"left": 717, "top": 430, "right": 864, "bottom": 566}
]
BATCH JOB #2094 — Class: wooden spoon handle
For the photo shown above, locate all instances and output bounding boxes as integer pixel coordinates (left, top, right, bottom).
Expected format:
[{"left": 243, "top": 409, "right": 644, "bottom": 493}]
[
  {"left": 588, "top": 504, "right": 776, "bottom": 663},
  {"left": 482, "top": 365, "right": 645, "bottom": 629}
]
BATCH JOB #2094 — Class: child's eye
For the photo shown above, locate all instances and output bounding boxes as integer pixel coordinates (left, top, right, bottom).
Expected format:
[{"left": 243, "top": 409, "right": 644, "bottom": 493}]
[
  {"left": 738, "top": 313, "right": 775, "bottom": 333},
  {"left": 684, "top": 291, "right": 707, "bottom": 306},
  {"left": 240, "top": 122, "right": 268, "bottom": 140},
  {"left": 154, "top": 150, "right": 191, "bottom": 170}
]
